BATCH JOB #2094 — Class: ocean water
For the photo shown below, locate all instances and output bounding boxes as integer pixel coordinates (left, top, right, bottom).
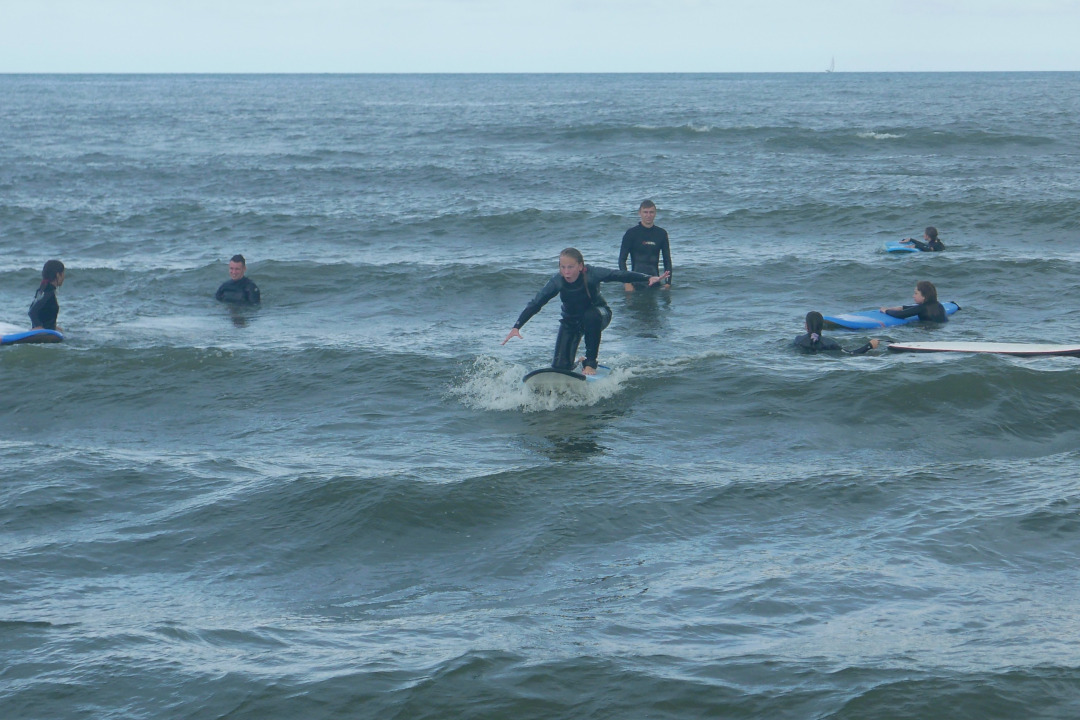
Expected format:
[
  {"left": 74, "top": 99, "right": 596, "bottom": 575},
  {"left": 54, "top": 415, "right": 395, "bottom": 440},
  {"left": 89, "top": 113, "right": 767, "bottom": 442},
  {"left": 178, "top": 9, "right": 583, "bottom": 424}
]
[{"left": 3, "top": 72, "right": 1080, "bottom": 719}]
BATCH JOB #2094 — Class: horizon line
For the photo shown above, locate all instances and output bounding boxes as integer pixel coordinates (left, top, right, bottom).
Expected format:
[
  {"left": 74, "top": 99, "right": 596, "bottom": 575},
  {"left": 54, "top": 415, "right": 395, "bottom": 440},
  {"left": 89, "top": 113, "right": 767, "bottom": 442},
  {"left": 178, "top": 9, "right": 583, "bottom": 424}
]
[{"left": 2, "top": 69, "right": 1078, "bottom": 76}]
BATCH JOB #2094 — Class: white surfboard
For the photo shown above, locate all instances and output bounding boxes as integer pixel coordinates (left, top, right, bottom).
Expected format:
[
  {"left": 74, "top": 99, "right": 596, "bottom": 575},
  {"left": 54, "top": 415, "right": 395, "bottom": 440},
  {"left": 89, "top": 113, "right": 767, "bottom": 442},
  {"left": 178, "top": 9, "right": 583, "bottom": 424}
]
[
  {"left": 523, "top": 364, "right": 612, "bottom": 391},
  {"left": 887, "top": 342, "right": 1080, "bottom": 357}
]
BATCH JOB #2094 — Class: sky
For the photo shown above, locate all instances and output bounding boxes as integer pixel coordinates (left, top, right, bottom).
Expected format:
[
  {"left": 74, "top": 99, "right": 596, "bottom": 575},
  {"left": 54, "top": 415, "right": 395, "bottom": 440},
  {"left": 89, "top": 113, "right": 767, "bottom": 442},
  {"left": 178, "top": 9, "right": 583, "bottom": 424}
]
[{"left": 1, "top": 0, "right": 1079, "bottom": 73}]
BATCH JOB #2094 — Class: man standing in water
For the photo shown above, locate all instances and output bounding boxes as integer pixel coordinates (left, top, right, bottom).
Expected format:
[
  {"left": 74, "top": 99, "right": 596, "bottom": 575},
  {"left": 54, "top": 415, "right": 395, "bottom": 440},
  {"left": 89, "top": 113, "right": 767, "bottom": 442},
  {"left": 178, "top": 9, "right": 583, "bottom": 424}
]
[
  {"left": 618, "top": 199, "right": 672, "bottom": 292},
  {"left": 215, "top": 254, "right": 261, "bottom": 305}
]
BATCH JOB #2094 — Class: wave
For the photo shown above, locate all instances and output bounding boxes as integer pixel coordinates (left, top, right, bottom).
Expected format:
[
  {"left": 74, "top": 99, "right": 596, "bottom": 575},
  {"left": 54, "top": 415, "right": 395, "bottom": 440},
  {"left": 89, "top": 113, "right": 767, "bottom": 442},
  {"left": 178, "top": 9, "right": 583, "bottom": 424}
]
[
  {"left": 764, "top": 126, "right": 1059, "bottom": 153},
  {"left": 856, "top": 131, "right": 904, "bottom": 140},
  {"left": 502, "top": 120, "right": 1068, "bottom": 154},
  {"left": 713, "top": 197, "right": 1080, "bottom": 236}
]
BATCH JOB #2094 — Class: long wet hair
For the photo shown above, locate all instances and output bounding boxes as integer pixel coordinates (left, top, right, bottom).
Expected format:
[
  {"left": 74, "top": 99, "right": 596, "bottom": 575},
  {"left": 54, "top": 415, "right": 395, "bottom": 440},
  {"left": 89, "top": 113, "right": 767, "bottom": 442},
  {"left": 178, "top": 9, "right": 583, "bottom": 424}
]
[
  {"left": 805, "top": 311, "right": 825, "bottom": 344},
  {"left": 40, "top": 259, "right": 64, "bottom": 286},
  {"left": 916, "top": 280, "right": 938, "bottom": 303},
  {"left": 560, "top": 247, "right": 590, "bottom": 298}
]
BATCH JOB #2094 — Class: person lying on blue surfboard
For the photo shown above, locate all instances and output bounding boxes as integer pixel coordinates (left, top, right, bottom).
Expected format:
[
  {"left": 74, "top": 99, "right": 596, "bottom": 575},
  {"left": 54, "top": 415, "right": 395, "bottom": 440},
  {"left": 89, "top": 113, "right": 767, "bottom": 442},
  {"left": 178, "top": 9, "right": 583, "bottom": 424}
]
[
  {"left": 880, "top": 280, "right": 948, "bottom": 323},
  {"left": 899, "top": 226, "right": 945, "bottom": 252}
]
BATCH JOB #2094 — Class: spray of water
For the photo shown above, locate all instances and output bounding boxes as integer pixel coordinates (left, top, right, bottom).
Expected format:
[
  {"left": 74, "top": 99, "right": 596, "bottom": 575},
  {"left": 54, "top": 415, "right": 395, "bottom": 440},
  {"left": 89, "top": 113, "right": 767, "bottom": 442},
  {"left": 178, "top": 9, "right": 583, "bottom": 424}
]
[{"left": 449, "top": 355, "right": 629, "bottom": 412}]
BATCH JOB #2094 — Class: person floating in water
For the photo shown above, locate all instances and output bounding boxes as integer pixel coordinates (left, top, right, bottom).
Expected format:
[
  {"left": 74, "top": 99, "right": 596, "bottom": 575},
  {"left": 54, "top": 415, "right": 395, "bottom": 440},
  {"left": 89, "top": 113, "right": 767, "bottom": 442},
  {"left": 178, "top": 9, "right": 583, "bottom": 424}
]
[
  {"left": 795, "top": 311, "right": 879, "bottom": 354},
  {"left": 880, "top": 280, "right": 948, "bottom": 323},
  {"left": 900, "top": 226, "right": 945, "bottom": 252},
  {"left": 29, "top": 259, "right": 66, "bottom": 331},
  {"left": 503, "top": 247, "right": 668, "bottom": 375},
  {"left": 215, "top": 254, "right": 261, "bottom": 305},
  {"left": 618, "top": 199, "right": 672, "bottom": 292}
]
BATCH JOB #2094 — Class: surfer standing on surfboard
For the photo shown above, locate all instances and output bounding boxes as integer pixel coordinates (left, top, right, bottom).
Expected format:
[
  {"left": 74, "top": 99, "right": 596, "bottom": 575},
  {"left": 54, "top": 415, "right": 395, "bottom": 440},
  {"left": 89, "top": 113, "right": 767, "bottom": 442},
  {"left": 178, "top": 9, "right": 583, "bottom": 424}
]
[{"left": 502, "top": 248, "right": 668, "bottom": 375}]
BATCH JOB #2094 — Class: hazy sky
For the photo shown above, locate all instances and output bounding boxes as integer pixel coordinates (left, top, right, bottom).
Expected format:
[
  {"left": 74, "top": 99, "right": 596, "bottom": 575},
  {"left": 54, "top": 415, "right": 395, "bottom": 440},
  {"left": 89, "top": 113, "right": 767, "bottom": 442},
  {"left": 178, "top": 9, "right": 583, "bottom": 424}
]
[{"left": 2, "top": 0, "right": 1079, "bottom": 73}]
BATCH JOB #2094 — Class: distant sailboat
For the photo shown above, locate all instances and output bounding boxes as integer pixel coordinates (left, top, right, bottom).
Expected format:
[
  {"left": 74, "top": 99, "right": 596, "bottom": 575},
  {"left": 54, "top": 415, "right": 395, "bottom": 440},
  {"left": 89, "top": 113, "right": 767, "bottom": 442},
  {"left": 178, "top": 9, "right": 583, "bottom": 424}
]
[{"left": 826, "top": 56, "right": 835, "bottom": 73}]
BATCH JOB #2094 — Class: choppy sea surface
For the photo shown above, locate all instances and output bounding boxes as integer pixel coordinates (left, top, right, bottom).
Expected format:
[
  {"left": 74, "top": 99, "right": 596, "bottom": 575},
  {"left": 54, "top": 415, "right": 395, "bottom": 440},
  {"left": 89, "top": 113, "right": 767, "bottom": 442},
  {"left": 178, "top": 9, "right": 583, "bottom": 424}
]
[{"left": 3, "top": 73, "right": 1080, "bottom": 719}]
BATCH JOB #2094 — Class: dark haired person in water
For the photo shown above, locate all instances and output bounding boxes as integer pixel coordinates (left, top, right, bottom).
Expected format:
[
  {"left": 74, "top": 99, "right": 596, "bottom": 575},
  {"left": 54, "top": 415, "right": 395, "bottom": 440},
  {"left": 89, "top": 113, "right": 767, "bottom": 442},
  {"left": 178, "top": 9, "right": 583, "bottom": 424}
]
[
  {"left": 215, "top": 254, "right": 261, "bottom": 305},
  {"left": 503, "top": 247, "right": 668, "bottom": 375},
  {"left": 880, "top": 280, "right": 948, "bottom": 323},
  {"left": 900, "top": 226, "right": 945, "bottom": 252},
  {"left": 29, "top": 259, "right": 66, "bottom": 331},
  {"left": 618, "top": 199, "right": 673, "bottom": 292},
  {"left": 795, "top": 311, "right": 879, "bottom": 354}
]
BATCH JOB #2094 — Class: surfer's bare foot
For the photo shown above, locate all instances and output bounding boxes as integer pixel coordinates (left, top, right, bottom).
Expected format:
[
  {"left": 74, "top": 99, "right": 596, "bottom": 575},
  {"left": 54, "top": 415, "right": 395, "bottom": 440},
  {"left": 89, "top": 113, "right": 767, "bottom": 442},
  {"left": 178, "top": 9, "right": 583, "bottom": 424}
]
[{"left": 582, "top": 366, "right": 596, "bottom": 375}]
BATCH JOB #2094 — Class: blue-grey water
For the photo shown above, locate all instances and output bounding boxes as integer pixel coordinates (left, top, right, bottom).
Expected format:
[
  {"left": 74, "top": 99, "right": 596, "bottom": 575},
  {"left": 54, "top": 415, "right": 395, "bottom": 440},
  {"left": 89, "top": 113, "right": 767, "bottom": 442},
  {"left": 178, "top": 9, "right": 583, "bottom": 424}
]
[{"left": 3, "top": 73, "right": 1080, "bottom": 719}]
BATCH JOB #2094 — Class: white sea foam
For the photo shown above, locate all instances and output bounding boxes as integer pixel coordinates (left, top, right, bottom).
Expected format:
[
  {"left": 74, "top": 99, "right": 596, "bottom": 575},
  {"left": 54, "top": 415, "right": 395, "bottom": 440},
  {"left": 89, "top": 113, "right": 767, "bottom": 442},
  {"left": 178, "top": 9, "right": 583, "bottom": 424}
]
[{"left": 449, "top": 355, "right": 629, "bottom": 413}]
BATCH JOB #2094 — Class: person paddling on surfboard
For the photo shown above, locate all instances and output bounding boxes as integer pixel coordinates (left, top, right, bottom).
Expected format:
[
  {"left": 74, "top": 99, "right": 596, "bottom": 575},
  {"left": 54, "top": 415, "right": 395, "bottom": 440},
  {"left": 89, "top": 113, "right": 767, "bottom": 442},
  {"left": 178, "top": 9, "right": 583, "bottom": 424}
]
[
  {"left": 880, "top": 280, "right": 948, "bottom": 323},
  {"left": 795, "top": 311, "right": 879, "bottom": 354},
  {"left": 29, "top": 259, "right": 65, "bottom": 332},
  {"left": 900, "top": 226, "right": 945, "bottom": 252},
  {"left": 502, "top": 247, "right": 668, "bottom": 375}
]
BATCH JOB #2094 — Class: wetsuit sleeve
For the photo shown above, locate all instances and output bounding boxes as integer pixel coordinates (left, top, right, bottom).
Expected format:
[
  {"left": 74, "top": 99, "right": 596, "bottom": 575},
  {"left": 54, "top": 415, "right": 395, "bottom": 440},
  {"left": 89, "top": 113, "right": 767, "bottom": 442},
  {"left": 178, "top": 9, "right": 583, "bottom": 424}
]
[
  {"left": 661, "top": 231, "right": 672, "bottom": 280},
  {"left": 884, "top": 304, "right": 924, "bottom": 320},
  {"left": 514, "top": 276, "right": 560, "bottom": 329},
  {"left": 215, "top": 282, "right": 227, "bottom": 301},
  {"left": 845, "top": 342, "right": 874, "bottom": 355},
  {"left": 590, "top": 266, "right": 651, "bottom": 285},
  {"left": 247, "top": 280, "right": 261, "bottom": 304},
  {"left": 617, "top": 230, "right": 633, "bottom": 272},
  {"left": 908, "top": 238, "right": 930, "bottom": 251},
  {"left": 794, "top": 335, "right": 850, "bottom": 353}
]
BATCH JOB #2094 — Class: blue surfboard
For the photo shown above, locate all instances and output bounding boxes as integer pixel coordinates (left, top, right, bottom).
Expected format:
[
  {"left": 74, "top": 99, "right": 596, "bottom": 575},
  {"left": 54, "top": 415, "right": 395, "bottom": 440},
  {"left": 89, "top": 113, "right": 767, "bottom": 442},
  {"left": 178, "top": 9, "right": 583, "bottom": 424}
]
[
  {"left": 523, "top": 364, "right": 611, "bottom": 391},
  {"left": 823, "top": 302, "right": 960, "bottom": 329},
  {"left": 1, "top": 328, "right": 64, "bottom": 345},
  {"left": 885, "top": 241, "right": 920, "bottom": 253}
]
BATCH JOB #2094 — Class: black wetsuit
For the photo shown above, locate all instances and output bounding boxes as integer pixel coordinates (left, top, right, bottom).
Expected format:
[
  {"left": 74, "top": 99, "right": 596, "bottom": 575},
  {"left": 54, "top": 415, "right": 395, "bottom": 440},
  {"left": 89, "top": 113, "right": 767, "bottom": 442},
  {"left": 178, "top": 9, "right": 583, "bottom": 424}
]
[
  {"left": 514, "top": 265, "right": 651, "bottom": 370},
  {"left": 618, "top": 223, "right": 672, "bottom": 286},
  {"left": 793, "top": 333, "right": 874, "bottom": 355},
  {"left": 215, "top": 277, "right": 261, "bottom": 304},
  {"left": 28, "top": 283, "right": 59, "bottom": 330},
  {"left": 885, "top": 301, "right": 947, "bottom": 323},
  {"left": 905, "top": 238, "right": 944, "bottom": 252}
]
